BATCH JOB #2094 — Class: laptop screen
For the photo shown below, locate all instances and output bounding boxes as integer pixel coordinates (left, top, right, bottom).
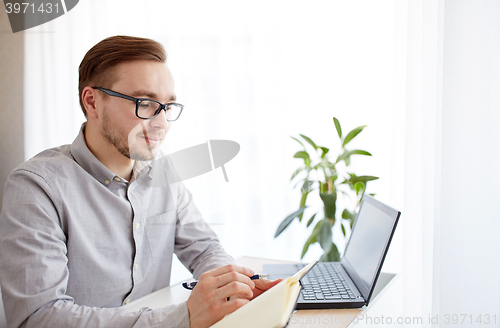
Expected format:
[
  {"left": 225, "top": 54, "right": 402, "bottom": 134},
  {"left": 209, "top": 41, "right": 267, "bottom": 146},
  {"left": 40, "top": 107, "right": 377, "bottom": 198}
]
[{"left": 341, "top": 195, "right": 400, "bottom": 302}]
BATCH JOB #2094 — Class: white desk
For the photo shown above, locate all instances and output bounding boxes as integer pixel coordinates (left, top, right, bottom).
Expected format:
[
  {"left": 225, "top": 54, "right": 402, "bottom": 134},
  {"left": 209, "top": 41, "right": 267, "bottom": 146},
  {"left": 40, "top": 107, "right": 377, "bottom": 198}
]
[{"left": 123, "top": 257, "right": 401, "bottom": 328}]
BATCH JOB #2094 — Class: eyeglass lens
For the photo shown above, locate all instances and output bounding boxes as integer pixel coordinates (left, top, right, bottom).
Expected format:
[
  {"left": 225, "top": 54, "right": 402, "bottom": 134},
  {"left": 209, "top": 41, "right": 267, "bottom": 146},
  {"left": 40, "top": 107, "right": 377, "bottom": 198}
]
[{"left": 137, "top": 101, "right": 182, "bottom": 120}]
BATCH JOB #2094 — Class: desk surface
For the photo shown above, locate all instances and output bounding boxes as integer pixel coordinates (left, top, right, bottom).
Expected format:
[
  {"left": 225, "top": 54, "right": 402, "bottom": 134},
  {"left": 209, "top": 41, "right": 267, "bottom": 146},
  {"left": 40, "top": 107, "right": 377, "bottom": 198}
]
[{"left": 122, "top": 257, "right": 400, "bottom": 328}]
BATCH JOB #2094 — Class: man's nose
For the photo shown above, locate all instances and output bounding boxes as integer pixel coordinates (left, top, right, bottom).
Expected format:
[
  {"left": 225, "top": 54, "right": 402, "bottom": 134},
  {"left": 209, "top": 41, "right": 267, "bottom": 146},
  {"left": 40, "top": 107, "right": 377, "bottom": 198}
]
[{"left": 149, "top": 109, "right": 169, "bottom": 130}]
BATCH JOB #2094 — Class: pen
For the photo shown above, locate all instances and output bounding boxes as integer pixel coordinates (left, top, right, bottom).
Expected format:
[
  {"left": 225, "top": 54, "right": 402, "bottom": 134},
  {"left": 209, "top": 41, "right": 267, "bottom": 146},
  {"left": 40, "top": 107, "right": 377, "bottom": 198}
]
[{"left": 182, "top": 274, "right": 269, "bottom": 290}]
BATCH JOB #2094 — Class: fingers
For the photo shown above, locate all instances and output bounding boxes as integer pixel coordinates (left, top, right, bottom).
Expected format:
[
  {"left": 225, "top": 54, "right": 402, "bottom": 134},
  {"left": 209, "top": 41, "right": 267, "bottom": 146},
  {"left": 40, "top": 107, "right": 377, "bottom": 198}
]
[
  {"left": 249, "top": 278, "right": 284, "bottom": 300},
  {"left": 192, "top": 264, "right": 256, "bottom": 302},
  {"left": 217, "top": 280, "right": 254, "bottom": 300},
  {"left": 225, "top": 297, "right": 250, "bottom": 313},
  {"left": 196, "top": 264, "right": 256, "bottom": 299},
  {"left": 213, "top": 271, "right": 255, "bottom": 290},
  {"left": 207, "top": 264, "right": 255, "bottom": 278},
  {"left": 254, "top": 278, "right": 283, "bottom": 290}
]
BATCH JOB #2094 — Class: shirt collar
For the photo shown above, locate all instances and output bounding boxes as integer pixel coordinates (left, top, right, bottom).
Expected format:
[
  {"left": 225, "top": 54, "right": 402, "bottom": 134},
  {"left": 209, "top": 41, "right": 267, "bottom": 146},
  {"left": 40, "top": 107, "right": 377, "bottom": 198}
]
[
  {"left": 132, "top": 158, "right": 154, "bottom": 181},
  {"left": 70, "top": 123, "right": 125, "bottom": 186},
  {"left": 70, "top": 123, "right": 154, "bottom": 186}
]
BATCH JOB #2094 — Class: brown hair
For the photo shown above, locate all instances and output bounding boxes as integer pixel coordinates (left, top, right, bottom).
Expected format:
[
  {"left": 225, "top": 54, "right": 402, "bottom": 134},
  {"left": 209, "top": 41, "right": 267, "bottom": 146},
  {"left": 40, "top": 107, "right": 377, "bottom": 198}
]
[{"left": 78, "top": 35, "right": 167, "bottom": 117}]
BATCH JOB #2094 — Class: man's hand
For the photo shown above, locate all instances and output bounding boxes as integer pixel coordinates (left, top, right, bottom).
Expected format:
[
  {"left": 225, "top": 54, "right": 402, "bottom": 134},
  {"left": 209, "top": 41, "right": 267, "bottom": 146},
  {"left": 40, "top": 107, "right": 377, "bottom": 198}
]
[
  {"left": 186, "top": 264, "right": 256, "bottom": 328},
  {"left": 249, "top": 278, "right": 283, "bottom": 299},
  {"left": 227, "top": 277, "right": 283, "bottom": 301}
]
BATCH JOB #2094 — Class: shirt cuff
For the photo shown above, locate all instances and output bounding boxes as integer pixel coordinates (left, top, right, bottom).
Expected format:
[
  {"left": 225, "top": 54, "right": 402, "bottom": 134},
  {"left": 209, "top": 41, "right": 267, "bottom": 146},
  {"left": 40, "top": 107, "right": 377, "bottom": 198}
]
[
  {"left": 146, "top": 301, "right": 190, "bottom": 328},
  {"left": 175, "top": 302, "right": 191, "bottom": 328}
]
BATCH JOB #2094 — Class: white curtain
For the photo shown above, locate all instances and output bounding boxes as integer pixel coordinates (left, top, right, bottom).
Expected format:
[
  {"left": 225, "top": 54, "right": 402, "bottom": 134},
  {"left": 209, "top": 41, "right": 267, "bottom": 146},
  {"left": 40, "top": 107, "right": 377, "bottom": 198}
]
[{"left": 398, "top": 0, "right": 500, "bottom": 325}]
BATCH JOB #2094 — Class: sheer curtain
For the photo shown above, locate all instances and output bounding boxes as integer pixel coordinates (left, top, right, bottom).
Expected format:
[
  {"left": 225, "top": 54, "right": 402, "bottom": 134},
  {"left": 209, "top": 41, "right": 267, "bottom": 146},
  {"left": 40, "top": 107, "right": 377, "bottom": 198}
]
[{"left": 398, "top": 0, "right": 500, "bottom": 325}]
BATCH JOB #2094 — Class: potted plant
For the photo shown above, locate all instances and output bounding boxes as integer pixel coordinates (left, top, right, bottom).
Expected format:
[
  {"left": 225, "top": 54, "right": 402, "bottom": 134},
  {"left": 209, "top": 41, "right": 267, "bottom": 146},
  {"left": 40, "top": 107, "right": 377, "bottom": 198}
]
[{"left": 274, "top": 117, "right": 378, "bottom": 261}]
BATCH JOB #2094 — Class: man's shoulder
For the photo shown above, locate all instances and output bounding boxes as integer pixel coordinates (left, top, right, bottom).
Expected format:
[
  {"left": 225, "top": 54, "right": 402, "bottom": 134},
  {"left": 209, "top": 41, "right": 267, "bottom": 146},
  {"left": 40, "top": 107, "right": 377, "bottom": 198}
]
[{"left": 11, "top": 144, "right": 75, "bottom": 181}]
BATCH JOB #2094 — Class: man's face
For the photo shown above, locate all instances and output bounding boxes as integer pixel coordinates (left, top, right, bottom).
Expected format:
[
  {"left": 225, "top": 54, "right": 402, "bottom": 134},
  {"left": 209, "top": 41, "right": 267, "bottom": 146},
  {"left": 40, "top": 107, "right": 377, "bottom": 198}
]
[{"left": 98, "top": 60, "right": 175, "bottom": 161}]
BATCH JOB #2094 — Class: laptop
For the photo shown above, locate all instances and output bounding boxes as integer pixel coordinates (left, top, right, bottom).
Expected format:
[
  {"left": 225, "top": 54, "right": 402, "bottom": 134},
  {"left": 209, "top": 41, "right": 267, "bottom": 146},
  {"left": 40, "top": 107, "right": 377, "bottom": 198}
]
[{"left": 264, "top": 195, "right": 400, "bottom": 309}]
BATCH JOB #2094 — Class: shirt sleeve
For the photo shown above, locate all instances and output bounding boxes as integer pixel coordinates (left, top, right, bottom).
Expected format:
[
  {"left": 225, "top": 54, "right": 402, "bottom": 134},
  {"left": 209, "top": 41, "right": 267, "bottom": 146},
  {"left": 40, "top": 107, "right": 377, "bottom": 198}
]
[
  {"left": 0, "top": 170, "right": 191, "bottom": 328},
  {"left": 171, "top": 180, "right": 236, "bottom": 279}
]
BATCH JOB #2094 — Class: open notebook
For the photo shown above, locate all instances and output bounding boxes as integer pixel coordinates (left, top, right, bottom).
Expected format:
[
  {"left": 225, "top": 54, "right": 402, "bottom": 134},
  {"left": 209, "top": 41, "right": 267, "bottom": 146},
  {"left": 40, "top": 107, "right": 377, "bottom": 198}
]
[{"left": 210, "top": 261, "right": 318, "bottom": 328}]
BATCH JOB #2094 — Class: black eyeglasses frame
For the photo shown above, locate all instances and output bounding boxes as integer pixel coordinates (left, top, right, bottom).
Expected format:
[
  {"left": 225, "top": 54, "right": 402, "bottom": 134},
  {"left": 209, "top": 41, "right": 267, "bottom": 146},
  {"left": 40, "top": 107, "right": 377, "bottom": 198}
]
[{"left": 92, "top": 87, "right": 184, "bottom": 121}]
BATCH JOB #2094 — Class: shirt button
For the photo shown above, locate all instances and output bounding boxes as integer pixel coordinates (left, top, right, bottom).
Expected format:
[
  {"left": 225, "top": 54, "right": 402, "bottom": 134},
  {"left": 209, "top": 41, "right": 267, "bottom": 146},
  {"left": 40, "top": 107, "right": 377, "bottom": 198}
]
[
  {"left": 135, "top": 223, "right": 140, "bottom": 229},
  {"left": 135, "top": 264, "right": 139, "bottom": 270},
  {"left": 104, "top": 179, "right": 110, "bottom": 185},
  {"left": 125, "top": 298, "right": 130, "bottom": 305},
  {"left": 114, "top": 176, "right": 121, "bottom": 182}
]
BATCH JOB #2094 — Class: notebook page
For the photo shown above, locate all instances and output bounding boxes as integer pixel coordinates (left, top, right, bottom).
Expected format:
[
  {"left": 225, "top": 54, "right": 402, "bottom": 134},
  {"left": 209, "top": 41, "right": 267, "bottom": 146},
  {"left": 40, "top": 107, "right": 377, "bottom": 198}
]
[{"left": 210, "top": 277, "right": 300, "bottom": 328}]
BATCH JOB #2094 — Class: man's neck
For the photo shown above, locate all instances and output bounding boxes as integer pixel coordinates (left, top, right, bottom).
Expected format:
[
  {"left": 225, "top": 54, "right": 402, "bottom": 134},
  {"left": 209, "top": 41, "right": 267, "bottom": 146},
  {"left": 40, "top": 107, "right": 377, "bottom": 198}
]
[{"left": 83, "top": 124, "right": 134, "bottom": 181}]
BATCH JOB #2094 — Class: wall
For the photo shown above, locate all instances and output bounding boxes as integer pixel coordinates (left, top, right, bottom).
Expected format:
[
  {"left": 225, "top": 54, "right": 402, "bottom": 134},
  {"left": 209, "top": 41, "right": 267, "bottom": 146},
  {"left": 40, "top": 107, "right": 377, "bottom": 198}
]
[
  {"left": 0, "top": 4, "right": 24, "bottom": 327},
  {"left": 0, "top": 4, "right": 24, "bottom": 213}
]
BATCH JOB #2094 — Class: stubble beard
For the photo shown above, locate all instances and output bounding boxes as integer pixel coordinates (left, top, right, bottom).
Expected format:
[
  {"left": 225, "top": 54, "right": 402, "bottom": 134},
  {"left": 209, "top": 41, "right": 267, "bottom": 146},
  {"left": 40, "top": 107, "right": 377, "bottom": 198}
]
[{"left": 101, "top": 110, "right": 158, "bottom": 161}]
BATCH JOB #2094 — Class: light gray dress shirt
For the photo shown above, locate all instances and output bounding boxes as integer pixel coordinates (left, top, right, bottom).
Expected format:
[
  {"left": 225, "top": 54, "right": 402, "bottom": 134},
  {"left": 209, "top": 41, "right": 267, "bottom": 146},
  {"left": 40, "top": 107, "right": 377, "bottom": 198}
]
[{"left": 0, "top": 124, "right": 235, "bottom": 328}]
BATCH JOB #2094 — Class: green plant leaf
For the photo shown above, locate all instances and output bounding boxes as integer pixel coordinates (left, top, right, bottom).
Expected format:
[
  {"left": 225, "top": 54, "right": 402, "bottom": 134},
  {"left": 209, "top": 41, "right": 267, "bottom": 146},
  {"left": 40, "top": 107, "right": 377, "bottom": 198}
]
[
  {"left": 342, "top": 125, "right": 367, "bottom": 147},
  {"left": 329, "top": 243, "right": 341, "bottom": 261},
  {"left": 274, "top": 206, "right": 307, "bottom": 238},
  {"left": 317, "top": 219, "right": 333, "bottom": 253},
  {"left": 333, "top": 117, "right": 342, "bottom": 139},
  {"left": 301, "top": 220, "right": 322, "bottom": 258},
  {"left": 342, "top": 175, "right": 378, "bottom": 198},
  {"left": 301, "top": 180, "right": 314, "bottom": 193},
  {"left": 293, "top": 151, "right": 311, "bottom": 166},
  {"left": 320, "top": 242, "right": 340, "bottom": 262},
  {"left": 291, "top": 136, "right": 305, "bottom": 148},
  {"left": 342, "top": 209, "right": 354, "bottom": 221},
  {"left": 342, "top": 175, "right": 379, "bottom": 185},
  {"left": 320, "top": 147, "right": 329, "bottom": 159},
  {"left": 342, "top": 208, "right": 357, "bottom": 229},
  {"left": 306, "top": 213, "right": 317, "bottom": 227},
  {"left": 293, "top": 151, "right": 310, "bottom": 160},
  {"left": 341, "top": 223, "right": 346, "bottom": 236},
  {"left": 354, "top": 182, "right": 365, "bottom": 195},
  {"left": 336, "top": 150, "right": 372, "bottom": 164},
  {"left": 351, "top": 150, "right": 372, "bottom": 156},
  {"left": 320, "top": 192, "right": 337, "bottom": 219},
  {"left": 319, "top": 182, "right": 327, "bottom": 193},
  {"left": 298, "top": 190, "right": 310, "bottom": 221},
  {"left": 299, "top": 134, "right": 318, "bottom": 150}
]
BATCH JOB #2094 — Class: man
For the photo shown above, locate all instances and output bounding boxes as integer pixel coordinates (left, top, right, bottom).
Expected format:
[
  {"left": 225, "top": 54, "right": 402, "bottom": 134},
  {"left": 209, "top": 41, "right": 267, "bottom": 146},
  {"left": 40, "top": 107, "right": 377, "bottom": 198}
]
[{"left": 0, "top": 36, "right": 280, "bottom": 328}]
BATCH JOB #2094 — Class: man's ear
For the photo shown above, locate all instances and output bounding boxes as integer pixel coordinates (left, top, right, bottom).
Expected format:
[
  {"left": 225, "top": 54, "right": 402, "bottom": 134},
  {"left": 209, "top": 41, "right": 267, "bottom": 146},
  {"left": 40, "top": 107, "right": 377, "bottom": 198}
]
[{"left": 82, "top": 87, "right": 99, "bottom": 119}]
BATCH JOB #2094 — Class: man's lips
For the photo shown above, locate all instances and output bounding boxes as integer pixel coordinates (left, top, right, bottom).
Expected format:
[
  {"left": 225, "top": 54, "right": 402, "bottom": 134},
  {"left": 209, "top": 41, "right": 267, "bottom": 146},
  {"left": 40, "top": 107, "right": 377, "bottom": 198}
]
[
  {"left": 141, "top": 136, "right": 162, "bottom": 146},
  {"left": 139, "top": 123, "right": 164, "bottom": 147}
]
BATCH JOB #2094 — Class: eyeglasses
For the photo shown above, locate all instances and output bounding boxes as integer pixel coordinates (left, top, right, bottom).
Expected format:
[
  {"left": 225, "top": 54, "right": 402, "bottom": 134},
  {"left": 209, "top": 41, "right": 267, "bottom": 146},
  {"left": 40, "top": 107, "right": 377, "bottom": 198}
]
[{"left": 92, "top": 87, "right": 184, "bottom": 121}]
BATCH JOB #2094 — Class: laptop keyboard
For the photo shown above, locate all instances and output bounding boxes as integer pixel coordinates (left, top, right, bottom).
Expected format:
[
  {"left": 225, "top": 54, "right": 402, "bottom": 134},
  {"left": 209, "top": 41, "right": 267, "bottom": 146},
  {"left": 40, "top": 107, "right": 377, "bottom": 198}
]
[{"left": 299, "top": 263, "right": 357, "bottom": 301}]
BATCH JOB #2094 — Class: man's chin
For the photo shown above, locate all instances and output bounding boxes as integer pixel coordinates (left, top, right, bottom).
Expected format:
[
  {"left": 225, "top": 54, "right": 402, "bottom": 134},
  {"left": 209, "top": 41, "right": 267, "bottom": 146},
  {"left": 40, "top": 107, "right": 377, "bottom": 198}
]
[{"left": 130, "top": 147, "right": 159, "bottom": 161}]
